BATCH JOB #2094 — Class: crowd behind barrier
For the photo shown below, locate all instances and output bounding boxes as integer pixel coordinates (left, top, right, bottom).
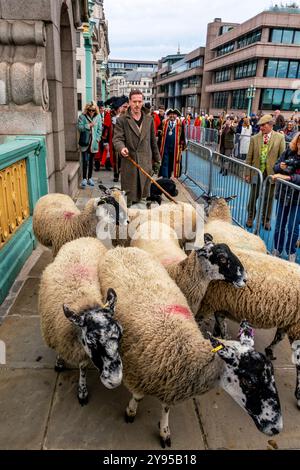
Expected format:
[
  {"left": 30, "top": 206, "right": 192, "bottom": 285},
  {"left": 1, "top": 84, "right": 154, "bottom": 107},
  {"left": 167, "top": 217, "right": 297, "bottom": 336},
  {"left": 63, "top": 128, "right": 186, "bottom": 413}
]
[{"left": 181, "top": 140, "right": 300, "bottom": 263}]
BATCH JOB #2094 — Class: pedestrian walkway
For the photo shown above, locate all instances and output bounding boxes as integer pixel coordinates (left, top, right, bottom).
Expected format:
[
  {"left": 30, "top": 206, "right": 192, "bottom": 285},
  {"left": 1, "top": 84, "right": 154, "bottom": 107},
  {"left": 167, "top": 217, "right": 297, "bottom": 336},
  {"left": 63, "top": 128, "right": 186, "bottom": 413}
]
[{"left": 0, "top": 171, "right": 299, "bottom": 450}]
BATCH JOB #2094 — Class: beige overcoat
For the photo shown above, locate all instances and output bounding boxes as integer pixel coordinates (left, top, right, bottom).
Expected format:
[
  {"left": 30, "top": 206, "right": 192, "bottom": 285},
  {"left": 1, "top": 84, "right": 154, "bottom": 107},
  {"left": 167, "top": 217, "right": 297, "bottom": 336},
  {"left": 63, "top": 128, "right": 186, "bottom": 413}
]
[{"left": 113, "top": 108, "right": 161, "bottom": 202}]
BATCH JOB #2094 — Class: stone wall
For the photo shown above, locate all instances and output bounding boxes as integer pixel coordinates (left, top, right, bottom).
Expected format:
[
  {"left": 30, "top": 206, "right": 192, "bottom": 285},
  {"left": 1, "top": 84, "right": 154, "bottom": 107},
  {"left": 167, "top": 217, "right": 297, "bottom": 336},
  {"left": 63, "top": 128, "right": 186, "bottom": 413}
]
[{"left": 0, "top": 0, "right": 87, "bottom": 197}]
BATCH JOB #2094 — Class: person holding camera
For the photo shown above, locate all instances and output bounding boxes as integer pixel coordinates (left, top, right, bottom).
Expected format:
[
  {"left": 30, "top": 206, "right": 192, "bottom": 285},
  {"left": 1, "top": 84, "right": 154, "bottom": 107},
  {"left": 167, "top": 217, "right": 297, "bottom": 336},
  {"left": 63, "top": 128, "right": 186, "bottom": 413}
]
[{"left": 272, "top": 132, "right": 300, "bottom": 262}]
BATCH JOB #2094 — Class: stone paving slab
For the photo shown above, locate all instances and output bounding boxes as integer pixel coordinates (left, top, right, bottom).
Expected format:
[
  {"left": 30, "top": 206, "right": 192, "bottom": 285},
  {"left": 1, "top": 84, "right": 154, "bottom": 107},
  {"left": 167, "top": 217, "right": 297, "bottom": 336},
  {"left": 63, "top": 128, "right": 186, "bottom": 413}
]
[
  {"left": 8, "top": 278, "right": 40, "bottom": 317},
  {"left": 195, "top": 370, "right": 300, "bottom": 450},
  {"left": 28, "top": 249, "right": 53, "bottom": 278},
  {"left": 0, "top": 316, "right": 56, "bottom": 367},
  {"left": 44, "top": 371, "right": 205, "bottom": 451},
  {"left": 0, "top": 369, "right": 56, "bottom": 450}
]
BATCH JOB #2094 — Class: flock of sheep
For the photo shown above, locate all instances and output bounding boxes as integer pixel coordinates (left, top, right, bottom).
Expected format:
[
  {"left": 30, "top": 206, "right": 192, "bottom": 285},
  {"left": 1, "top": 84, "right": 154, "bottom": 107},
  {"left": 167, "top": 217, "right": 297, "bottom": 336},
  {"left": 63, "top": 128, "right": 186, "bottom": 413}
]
[{"left": 32, "top": 184, "right": 300, "bottom": 447}]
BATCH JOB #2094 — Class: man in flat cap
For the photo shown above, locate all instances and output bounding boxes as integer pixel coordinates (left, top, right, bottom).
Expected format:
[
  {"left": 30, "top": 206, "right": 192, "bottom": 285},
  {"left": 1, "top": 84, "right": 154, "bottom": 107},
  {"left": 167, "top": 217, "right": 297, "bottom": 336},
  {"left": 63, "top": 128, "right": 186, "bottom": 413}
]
[
  {"left": 245, "top": 114, "right": 285, "bottom": 230},
  {"left": 158, "top": 108, "right": 186, "bottom": 178}
]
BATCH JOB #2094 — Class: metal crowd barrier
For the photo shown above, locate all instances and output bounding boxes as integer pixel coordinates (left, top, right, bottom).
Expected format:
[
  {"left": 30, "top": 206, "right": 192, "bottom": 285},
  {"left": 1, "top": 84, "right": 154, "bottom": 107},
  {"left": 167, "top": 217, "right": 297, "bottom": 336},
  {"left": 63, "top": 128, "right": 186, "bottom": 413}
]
[
  {"left": 181, "top": 141, "right": 213, "bottom": 197},
  {"left": 185, "top": 125, "right": 219, "bottom": 151},
  {"left": 181, "top": 139, "right": 300, "bottom": 262},
  {"left": 259, "top": 176, "right": 300, "bottom": 261},
  {"left": 211, "top": 151, "right": 263, "bottom": 231}
]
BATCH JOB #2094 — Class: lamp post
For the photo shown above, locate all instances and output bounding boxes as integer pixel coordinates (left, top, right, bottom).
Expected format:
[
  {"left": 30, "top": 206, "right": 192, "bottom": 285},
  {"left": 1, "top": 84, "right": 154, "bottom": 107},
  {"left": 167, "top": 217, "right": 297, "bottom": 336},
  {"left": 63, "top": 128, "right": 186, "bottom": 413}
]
[{"left": 246, "top": 85, "right": 256, "bottom": 116}]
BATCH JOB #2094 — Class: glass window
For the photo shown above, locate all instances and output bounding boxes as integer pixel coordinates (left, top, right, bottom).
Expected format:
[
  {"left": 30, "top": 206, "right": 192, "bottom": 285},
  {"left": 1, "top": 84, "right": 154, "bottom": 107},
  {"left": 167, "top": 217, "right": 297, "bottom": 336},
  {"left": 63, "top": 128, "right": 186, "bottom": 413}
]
[
  {"left": 283, "top": 90, "right": 294, "bottom": 111},
  {"left": 232, "top": 89, "right": 247, "bottom": 109},
  {"left": 295, "top": 31, "right": 300, "bottom": 45},
  {"left": 77, "top": 93, "right": 82, "bottom": 112},
  {"left": 265, "top": 60, "right": 277, "bottom": 77},
  {"left": 271, "top": 29, "right": 283, "bottom": 42},
  {"left": 288, "top": 61, "right": 298, "bottom": 79},
  {"left": 213, "top": 92, "right": 228, "bottom": 108},
  {"left": 76, "top": 32, "right": 81, "bottom": 48},
  {"left": 261, "top": 89, "right": 274, "bottom": 109},
  {"left": 273, "top": 89, "right": 284, "bottom": 106},
  {"left": 277, "top": 61, "right": 289, "bottom": 78},
  {"left": 76, "top": 60, "right": 81, "bottom": 79},
  {"left": 282, "top": 29, "right": 294, "bottom": 44}
]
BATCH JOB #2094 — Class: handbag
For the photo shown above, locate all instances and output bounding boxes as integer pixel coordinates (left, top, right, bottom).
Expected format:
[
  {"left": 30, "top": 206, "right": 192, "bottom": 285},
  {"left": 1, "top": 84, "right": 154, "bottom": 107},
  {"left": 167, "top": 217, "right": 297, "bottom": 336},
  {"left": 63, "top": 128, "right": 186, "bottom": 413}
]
[{"left": 78, "top": 129, "right": 90, "bottom": 147}]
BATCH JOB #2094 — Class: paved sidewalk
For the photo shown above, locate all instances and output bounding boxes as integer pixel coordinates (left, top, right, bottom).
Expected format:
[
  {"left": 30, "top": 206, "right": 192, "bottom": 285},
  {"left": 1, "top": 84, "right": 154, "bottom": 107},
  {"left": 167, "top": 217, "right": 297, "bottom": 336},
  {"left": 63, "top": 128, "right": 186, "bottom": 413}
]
[{"left": 0, "top": 171, "right": 299, "bottom": 450}]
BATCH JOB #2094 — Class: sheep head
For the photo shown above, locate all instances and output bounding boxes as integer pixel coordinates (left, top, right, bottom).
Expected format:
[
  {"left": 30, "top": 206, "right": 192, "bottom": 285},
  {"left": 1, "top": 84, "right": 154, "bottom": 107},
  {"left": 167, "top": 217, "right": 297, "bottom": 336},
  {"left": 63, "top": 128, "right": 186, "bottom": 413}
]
[
  {"left": 196, "top": 234, "right": 247, "bottom": 288},
  {"left": 207, "top": 325, "right": 283, "bottom": 437},
  {"left": 63, "top": 288, "right": 123, "bottom": 389}
]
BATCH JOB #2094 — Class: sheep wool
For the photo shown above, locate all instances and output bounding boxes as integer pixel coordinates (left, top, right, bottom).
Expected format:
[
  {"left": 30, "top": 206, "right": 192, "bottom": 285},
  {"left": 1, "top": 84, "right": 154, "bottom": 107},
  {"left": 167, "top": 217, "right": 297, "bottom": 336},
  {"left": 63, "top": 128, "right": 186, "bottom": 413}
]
[
  {"left": 39, "top": 237, "right": 107, "bottom": 366},
  {"left": 33, "top": 194, "right": 99, "bottom": 257},
  {"left": 99, "top": 247, "right": 220, "bottom": 405}
]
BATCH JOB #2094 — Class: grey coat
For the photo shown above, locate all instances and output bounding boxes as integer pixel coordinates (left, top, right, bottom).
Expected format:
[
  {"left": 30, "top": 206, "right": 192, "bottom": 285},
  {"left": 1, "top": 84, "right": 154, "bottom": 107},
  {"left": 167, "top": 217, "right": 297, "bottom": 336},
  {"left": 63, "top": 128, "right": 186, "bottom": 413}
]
[{"left": 113, "top": 109, "right": 161, "bottom": 203}]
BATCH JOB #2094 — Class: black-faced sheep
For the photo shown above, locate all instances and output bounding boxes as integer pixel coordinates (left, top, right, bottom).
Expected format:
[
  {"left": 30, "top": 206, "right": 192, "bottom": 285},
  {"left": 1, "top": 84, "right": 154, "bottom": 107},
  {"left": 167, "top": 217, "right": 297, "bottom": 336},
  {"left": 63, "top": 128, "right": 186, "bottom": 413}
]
[
  {"left": 38, "top": 237, "right": 123, "bottom": 405},
  {"left": 98, "top": 246, "right": 282, "bottom": 447},
  {"left": 198, "top": 247, "right": 300, "bottom": 409}
]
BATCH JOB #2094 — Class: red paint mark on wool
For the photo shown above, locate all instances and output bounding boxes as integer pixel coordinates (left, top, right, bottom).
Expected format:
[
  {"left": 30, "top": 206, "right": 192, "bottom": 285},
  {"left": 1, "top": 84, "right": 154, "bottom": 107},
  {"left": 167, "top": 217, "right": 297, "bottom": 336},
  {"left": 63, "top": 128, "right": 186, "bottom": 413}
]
[
  {"left": 163, "top": 305, "right": 192, "bottom": 319},
  {"left": 63, "top": 211, "right": 75, "bottom": 219},
  {"left": 68, "top": 264, "right": 96, "bottom": 281}
]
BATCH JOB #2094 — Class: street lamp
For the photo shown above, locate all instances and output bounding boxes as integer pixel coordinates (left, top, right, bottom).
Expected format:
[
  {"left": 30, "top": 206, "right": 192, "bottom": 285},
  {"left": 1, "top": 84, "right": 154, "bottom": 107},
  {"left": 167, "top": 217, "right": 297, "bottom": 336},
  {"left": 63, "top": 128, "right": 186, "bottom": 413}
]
[{"left": 246, "top": 85, "right": 256, "bottom": 116}]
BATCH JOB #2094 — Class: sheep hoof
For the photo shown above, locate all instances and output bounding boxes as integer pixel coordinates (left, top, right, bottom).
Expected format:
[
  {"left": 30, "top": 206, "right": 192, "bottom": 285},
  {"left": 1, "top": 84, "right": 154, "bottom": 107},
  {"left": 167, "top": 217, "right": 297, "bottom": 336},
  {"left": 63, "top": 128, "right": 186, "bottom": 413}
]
[
  {"left": 125, "top": 412, "right": 135, "bottom": 423},
  {"left": 54, "top": 364, "right": 66, "bottom": 372},
  {"left": 160, "top": 436, "right": 171, "bottom": 448},
  {"left": 78, "top": 395, "right": 89, "bottom": 406},
  {"left": 297, "top": 400, "right": 300, "bottom": 411},
  {"left": 265, "top": 348, "right": 276, "bottom": 361}
]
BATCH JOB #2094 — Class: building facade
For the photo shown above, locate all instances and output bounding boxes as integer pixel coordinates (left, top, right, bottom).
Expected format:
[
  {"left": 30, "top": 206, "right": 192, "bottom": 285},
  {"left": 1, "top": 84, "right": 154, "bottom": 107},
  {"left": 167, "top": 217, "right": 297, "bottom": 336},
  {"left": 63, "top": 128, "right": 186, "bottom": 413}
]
[
  {"left": 153, "top": 48, "right": 205, "bottom": 116},
  {"left": 108, "top": 69, "right": 154, "bottom": 103},
  {"left": 204, "top": 8, "right": 300, "bottom": 117},
  {"left": 76, "top": 0, "right": 109, "bottom": 112},
  {"left": 108, "top": 59, "right": 157, "bottom": 77}
]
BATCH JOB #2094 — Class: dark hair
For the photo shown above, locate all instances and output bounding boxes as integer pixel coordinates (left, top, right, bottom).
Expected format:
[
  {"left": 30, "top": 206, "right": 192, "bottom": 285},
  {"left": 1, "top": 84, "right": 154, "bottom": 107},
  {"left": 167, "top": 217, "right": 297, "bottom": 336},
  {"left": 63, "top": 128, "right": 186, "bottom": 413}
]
[
  {"left": 158, "top": 105, "right": 165, "bottom": 110},
  {"left": 129, "top": 89, "right": 144, "bottom": 100}
]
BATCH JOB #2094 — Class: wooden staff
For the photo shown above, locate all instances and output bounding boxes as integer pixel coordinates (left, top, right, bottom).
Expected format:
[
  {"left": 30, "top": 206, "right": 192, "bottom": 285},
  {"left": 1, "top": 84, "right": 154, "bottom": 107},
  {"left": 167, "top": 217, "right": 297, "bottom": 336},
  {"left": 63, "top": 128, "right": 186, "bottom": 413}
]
[{"left": 126, "top": 155, "right": 178, "bottom": 204}]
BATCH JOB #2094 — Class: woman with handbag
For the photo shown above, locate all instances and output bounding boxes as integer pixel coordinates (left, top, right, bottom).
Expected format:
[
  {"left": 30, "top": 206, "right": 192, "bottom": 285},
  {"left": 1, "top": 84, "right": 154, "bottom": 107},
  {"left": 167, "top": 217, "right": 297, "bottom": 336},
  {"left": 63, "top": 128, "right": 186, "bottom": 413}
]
[{"left": 77, "top": 102, "right": 102, "bottom": 188}]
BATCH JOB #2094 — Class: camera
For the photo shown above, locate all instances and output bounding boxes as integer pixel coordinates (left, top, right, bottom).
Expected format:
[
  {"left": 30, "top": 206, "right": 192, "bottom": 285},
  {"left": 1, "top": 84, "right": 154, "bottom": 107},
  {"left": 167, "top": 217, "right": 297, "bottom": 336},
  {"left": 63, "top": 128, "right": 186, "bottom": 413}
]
[{"left": 284, "top": 158, "right": 300, "bottom": 174}]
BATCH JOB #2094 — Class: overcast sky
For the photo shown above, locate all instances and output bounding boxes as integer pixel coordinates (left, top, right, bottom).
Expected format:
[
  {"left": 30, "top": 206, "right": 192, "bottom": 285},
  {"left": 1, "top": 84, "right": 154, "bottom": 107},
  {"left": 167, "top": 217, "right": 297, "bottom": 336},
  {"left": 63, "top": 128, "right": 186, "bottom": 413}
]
[{"left": 104, "top": 0, "right": 285, "bottom": 60}]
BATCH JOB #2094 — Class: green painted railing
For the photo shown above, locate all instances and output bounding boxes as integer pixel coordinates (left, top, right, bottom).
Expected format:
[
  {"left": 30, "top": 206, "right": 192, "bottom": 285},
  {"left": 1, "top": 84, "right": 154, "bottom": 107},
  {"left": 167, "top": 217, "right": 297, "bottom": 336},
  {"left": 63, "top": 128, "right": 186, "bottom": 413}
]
[{"left": 0, "top": 137, "right": 48, "bottom": 304}]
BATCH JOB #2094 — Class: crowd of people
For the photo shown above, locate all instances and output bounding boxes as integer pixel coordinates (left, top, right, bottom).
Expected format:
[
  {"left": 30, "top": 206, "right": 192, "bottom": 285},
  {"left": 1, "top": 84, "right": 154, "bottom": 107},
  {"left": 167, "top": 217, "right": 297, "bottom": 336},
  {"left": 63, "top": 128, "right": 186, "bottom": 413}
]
[
  {"left": 77, "top": 98, "right": 300, "bottom": 261},
  {"left": 77, "top": 94, "right": 187, "bottom": 206}
]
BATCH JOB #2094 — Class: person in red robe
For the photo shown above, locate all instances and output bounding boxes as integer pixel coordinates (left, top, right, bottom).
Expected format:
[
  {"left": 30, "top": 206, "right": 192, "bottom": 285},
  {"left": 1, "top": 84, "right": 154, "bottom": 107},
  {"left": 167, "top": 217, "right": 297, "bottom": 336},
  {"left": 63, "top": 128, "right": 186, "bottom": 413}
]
[
  {"left": 158, "top": 108, "right": 186, "bottom": 178},
  {"left": 94, "top": 101, "right": 114, "bottom": 171}
]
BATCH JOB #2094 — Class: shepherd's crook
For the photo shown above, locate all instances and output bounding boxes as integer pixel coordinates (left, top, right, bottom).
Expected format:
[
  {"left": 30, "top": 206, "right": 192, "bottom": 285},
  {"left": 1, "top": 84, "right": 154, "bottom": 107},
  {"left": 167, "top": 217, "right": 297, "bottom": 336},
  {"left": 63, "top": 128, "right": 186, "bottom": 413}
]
[{"left": 126, "top": 155, "right": 178, "bottom": 204}]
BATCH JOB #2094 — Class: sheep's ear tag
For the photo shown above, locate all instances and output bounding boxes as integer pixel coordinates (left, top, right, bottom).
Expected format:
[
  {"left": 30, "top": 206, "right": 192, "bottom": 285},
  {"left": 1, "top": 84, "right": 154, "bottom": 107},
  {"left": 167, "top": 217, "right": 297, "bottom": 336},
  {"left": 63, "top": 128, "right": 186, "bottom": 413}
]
[{"left": 211, "top": 345, "right": 224, "bottom": 354}]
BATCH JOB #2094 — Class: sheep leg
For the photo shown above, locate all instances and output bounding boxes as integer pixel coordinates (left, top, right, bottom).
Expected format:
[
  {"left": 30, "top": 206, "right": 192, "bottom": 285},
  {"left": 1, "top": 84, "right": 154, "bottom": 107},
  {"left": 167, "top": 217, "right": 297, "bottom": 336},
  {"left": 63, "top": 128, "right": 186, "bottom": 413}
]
[
  {"left": 78, "top": 363, "right": 89, "bottom": 406},
  {"left": 265, "top": 328, "right": 286, "bottom": 361},
  {"left": 54, "top": 355, "right": 66, "bottom": 372},
  {"left": 125, "top": 392, "right": 144, "bottom": 423},
  {"left": 159, "top": 404, "right": 171, "bottom": 448},
  {"left": 213, "top": 311, "right": 228, "bottom": 339},
  {"left": 296, "top": 366, "right": 300, "bottom": 410}
]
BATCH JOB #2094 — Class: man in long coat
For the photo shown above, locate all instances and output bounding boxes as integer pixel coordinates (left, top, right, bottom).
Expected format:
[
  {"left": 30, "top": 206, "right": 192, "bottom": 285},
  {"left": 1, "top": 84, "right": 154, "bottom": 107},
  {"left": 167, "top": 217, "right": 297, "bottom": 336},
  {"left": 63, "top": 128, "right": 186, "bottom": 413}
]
[{"left": 113, "top": 89, "right": 161, "bottom": 206}]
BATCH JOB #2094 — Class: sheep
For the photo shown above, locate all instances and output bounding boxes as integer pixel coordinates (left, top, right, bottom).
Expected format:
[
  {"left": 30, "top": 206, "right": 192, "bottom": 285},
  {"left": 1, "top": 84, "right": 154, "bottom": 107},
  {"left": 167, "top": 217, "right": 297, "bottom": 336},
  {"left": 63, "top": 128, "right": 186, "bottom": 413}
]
[
  {"left": 128, "top": 201, "right": 203, "bottom": 249},
  {"left": 130, "top": 221, "right": 187, "bottom": 268},
  {"left": 38, "top": 237, "right": 123, "bottom": 405},
  {"left": 197, "top": 247, "right": 300, "bottom": 409},
  {"left": 98, "top": 246, "right": 282, "bottom": 447},
  {"left": 131, "top": 222, "right": 247, "bottom": 315},
  {"left": 202, "top": 195, "right": 267, "bottom": 253},
  {"left": 33, "top": 192, "right": 127, "bottom": 256}
]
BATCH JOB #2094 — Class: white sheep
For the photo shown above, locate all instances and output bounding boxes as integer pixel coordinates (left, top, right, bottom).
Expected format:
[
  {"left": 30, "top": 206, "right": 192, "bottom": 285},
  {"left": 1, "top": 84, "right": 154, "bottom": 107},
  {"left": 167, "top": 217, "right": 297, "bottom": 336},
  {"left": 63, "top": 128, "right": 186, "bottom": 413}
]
[
  {"left": 128, "top": 201, "right": 203, "bottom": 249},
  {"left": 130, "top": 221, "right": 187, "bottom": 268},
  {"left": 198, "top": 247, "right": 300, "bottom": 409},
  {"left": 33, "top": 192, "right": 127, "bottom": 256},
  {"left": 38, "top": 237, "right": 123, "bottom": 405},
  {"left": 98, "top": 246, "right": 282, "bottom": 447},
  {"left": 203, "top": 195, "right": 267, "bottom": 253}
]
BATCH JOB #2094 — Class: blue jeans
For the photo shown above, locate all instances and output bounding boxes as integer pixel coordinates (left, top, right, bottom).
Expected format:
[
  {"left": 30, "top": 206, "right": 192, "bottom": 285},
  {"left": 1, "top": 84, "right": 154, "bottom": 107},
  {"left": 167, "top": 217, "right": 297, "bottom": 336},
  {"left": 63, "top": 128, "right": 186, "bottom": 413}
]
[{"left": 274, "top": 202, "right": 300, "bottom": 254}]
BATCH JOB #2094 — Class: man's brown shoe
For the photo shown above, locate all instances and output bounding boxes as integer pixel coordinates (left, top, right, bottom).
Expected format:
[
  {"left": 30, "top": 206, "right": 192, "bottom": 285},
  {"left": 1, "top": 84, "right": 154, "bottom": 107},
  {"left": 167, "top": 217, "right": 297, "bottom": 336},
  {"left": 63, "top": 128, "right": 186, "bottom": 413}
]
[{"left": 246, "top": 217, "right": 253, "bottom": 228}]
